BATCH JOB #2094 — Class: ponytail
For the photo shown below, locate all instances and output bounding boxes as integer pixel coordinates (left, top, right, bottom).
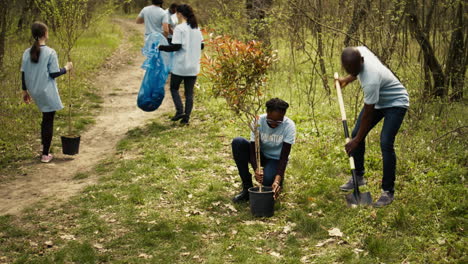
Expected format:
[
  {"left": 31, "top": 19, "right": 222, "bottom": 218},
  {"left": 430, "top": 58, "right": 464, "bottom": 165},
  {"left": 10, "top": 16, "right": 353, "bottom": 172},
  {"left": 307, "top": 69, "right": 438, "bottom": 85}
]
[
  {"left": 177, "top": 4, "right": 198, "bottom": 29},
  {"left": 30, "top": 22, "right": 48, "bottom": 63}
]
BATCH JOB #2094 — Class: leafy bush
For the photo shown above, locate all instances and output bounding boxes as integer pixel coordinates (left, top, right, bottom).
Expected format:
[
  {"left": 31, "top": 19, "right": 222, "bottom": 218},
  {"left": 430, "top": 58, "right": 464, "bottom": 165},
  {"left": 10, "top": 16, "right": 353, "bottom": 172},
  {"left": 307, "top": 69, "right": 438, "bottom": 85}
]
[{"left": 202, "top": 33, "right": 277, "bottom": 173}]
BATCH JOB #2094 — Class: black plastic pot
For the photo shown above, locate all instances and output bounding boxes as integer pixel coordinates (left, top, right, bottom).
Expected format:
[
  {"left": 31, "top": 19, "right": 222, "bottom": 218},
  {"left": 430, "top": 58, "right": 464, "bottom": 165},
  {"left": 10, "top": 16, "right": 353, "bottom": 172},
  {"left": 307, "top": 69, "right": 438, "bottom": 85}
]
[
  {"left": 248, "top": 186, "right": 275, "bottom": 217},
  {"left": 61, "top": 135, "right": 81, "bottom": 155}
]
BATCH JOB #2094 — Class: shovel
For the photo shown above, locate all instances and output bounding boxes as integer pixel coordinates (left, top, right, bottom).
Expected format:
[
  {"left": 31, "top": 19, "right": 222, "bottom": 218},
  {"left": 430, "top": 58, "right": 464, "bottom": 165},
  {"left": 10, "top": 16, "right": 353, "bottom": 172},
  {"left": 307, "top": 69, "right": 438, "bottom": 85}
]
[{"left": 334, "top": 73, "right": 372, "bottom": 206}]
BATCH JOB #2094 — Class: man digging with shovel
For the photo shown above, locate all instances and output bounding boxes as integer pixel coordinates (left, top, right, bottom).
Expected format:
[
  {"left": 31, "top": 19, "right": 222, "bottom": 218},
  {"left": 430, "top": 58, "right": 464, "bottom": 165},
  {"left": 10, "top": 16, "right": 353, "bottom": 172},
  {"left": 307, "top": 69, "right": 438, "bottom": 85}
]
[{"left": 337, "top": 46, "right": 409, "bottom": 207}]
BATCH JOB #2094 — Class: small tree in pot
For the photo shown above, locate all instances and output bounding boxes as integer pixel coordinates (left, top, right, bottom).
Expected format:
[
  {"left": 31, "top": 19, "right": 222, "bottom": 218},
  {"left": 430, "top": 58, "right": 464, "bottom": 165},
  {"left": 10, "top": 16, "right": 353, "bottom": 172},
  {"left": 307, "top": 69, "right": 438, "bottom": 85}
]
[
  {"left": 203, "top": 33, "right": 277, "bottom": 191},
  {"left": 38, "top": 0, "right": 110, "bottom": 154}
]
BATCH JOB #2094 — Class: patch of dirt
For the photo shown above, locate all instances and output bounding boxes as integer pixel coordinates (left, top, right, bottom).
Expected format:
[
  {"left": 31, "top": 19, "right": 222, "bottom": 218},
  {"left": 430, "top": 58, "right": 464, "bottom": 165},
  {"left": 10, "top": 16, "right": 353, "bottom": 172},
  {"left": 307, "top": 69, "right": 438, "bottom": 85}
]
[{"left": 0, "top": 19, "right": 173, "bottom": 215}]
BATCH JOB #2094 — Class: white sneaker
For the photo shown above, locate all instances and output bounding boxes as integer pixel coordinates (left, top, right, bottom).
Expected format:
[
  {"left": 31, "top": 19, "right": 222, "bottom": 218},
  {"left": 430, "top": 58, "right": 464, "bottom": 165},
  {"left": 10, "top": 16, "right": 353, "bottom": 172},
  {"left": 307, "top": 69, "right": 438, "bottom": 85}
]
[{"left": 41, "top": 154, "right": 53, "bottom": 163}]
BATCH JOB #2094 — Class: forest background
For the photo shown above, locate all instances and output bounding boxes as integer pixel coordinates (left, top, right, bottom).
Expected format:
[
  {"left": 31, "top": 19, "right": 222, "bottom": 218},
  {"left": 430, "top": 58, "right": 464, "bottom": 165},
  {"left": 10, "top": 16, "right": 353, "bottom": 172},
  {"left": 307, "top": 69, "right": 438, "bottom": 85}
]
[{"left": 0, "top": 0, "right": 466, "bottom": 263}]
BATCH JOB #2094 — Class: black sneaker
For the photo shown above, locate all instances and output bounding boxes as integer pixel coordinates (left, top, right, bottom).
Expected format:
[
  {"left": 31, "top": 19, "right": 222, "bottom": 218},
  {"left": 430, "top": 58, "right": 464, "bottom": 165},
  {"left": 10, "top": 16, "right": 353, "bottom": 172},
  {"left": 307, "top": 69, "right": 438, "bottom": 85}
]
[
  {"left": 373, "top": 191, "right": 394, "bottom": 207},
  {"left": 340, "top": 176, "right": 367, "bottom": 191},
  {"left": 232, "top": 189, "right": 249, "bottom": 203},
  {"left": 180, "top": 117, "right": 189, "bottom": 125},
  {"left": 170, "top": 113, "right": 186, "bottom": 121}
]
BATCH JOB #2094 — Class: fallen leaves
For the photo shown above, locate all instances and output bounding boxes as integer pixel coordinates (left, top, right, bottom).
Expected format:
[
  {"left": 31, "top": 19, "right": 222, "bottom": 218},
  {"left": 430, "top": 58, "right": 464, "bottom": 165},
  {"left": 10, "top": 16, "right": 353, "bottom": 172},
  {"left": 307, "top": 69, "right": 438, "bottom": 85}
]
[
  {"left": 328, "top": 228, "right": 343, "bottom": 237},
  {"left": 138, "top": 253, "right": 153, "bottom": 259},
  {"left": 315, "top": 238, "right": 336, "bottom": 247},
  {"left": 269, "top": 251, "right": 282, "bottom": 258},
  {"left": 44, "top": 241, "right": 54, "bottom": 248},
  {"left": 225, "top": 203, "right": 238, "bottom": 213},
  {"left": 59, "top": 234, "right": 76, "bottom": 240}
]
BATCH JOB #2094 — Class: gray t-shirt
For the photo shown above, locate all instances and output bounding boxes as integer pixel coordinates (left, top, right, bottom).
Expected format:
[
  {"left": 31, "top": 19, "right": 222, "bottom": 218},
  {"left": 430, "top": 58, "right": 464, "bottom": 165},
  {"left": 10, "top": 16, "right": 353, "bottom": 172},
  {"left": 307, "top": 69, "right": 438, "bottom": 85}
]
[
  {"left": 357, "top": 46, "right": 409, "bottom": 109},
  {"left": 138, "top": 5, "right": 169, "bottom": 36},
  {"left": 171, "top": 23, "right": 203, "bottom": 76},
  {"left": 250, "top": 114, "right": 296, "bottom": 160},
  {"left": 21, "top": 46, "right": 63, "bottom": 112}
]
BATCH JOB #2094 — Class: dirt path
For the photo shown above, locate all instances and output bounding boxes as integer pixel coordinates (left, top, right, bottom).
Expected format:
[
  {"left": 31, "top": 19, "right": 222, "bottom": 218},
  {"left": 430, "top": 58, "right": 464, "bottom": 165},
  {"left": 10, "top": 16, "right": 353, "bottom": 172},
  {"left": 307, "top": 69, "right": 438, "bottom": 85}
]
[{"left": 0, "top": 19, "right": 173, "bottom": 215}]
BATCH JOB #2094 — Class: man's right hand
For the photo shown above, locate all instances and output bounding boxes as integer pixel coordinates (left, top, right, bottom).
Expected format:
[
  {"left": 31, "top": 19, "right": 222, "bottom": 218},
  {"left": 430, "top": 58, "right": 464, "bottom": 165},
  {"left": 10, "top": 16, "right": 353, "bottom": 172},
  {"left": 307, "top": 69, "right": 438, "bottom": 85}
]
[
  {"left": 337, "top": 75, "right": 357, "bottom": 88},
  {"left": 22, "top": 91, "right": 31, "bottom": 104},
  {"left": 254, "top": 168, "right": 263, "bottom": 184},
  {"left": 338, "top": 77, "right": 349, "bottom": 88}
]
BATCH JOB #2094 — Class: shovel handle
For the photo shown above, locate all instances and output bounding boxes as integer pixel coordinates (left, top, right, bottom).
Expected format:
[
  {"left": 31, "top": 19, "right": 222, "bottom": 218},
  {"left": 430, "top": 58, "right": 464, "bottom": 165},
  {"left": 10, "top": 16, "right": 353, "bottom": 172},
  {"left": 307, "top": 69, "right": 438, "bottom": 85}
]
[
  {"left": 334, "top": 73, "right": 347, "bottom": 122},
  {"left": 334, "top": 73, "right": 356, "bottom": 169},
  {"left": 335, "top": 73, "right": 360, "bottom": 197}
]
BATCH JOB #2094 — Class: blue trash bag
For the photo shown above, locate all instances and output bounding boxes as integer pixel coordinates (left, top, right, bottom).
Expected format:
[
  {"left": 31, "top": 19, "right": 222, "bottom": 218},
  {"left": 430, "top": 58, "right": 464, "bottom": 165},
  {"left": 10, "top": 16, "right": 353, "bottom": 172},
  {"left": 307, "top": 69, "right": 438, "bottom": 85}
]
[{"left": 137, "top": 33, "right": 173, "bottom": 112}]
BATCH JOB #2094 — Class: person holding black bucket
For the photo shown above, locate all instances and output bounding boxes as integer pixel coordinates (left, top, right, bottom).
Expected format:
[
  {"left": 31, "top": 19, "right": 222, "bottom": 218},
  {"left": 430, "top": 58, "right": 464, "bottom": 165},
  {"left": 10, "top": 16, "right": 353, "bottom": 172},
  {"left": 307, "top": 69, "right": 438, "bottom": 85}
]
[
  {"left": 231, "top": 98, "right": 296, "bottom": 203},
  {"left": 158, "top": 4, "right": 204, "bottom": 125},
  {"left": 21, "top": 21, "right": 73, "bottom": 163},
  {"left": 337, "top": 46, "right": 409, "bottom": 207}
]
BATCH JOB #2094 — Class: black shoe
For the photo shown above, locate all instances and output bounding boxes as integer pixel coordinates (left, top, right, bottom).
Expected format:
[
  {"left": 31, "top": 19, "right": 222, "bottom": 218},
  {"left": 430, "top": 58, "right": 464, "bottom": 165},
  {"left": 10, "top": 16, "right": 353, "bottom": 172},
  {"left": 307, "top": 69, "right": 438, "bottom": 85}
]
[
  {"left": 170, "top": 113, "right": 185, "bottom": 121},
  {"left": 180, "top": 117, "right": 189, "bottom": 125},
  {"left": 340, "top": 176, "right": 367, "bottom": 191},
  {"left": 373, "top": 191, "right": 394, "bottom": 208},
  {"left": 232, "top": 189, "right": 250, "bottom": 203}
]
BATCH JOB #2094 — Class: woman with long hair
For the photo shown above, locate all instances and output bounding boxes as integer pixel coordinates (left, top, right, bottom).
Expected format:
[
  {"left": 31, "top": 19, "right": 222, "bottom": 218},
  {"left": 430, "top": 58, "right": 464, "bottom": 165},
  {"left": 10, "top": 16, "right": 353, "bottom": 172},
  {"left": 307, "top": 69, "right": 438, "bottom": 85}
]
[
  {"left": 159, "top": 4, "right": 204, "bottom": 125},
  {"left": 21, "top": 22, "right": 73, "bottom": 162}
]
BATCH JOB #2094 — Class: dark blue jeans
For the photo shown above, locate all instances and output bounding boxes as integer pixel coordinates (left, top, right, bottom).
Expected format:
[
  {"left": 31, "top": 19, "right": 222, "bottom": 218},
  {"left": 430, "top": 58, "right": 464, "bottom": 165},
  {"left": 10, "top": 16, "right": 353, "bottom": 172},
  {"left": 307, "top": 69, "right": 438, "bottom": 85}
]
[
  {"left": 352, "top": 107, "right": 407, "bottom": 193},
  {"left": 231, "top": 137, "right": 279, "bottom": 189}
]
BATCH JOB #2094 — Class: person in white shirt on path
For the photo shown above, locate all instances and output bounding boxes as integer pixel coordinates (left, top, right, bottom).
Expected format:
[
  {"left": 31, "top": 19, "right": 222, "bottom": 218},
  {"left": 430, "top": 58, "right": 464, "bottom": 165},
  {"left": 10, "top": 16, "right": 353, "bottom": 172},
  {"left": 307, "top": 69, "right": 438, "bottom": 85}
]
[
  {"left": 158, "top": 4, "right": 204, "bottom": 125},
  {"left": 165, "top": 3, "right": 178, "bottom": 43},
  {"left": 136, "top": 0, "right": 169, "bottom": 39}
]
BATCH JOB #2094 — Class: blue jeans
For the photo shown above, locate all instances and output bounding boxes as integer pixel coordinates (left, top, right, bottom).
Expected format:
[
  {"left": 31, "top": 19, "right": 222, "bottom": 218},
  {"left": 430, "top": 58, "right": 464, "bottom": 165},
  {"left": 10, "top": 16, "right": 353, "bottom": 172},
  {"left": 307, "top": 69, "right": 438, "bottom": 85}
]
[
  {"left": 352, "top": 107, "right": 407, "bottom": 193},
  {"left": 231, "top": 137, "right": 279, "bottom": 189}
]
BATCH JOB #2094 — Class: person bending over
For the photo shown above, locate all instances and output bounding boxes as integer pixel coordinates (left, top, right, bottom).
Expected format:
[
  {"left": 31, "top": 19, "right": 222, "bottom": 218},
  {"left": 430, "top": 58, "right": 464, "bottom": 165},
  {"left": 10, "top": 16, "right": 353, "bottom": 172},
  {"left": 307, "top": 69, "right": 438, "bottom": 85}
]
[{"left": 337, "top": 46, "right": 409, "bottom": 207}]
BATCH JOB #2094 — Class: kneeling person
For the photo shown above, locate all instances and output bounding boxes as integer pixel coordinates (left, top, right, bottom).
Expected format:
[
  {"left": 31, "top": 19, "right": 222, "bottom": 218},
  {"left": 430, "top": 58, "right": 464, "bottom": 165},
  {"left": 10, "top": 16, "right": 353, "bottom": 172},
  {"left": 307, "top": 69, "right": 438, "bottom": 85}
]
[{"left": 231, "top": 98, "right": 296, "bottom": 202}]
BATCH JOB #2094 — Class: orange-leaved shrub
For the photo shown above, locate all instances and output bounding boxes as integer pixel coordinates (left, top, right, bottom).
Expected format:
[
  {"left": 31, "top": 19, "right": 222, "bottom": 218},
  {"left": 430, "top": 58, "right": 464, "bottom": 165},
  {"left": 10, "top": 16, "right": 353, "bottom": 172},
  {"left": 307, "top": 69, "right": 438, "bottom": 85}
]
[{"left": 202, "top": 33, "right": 277, "bottom": 182}]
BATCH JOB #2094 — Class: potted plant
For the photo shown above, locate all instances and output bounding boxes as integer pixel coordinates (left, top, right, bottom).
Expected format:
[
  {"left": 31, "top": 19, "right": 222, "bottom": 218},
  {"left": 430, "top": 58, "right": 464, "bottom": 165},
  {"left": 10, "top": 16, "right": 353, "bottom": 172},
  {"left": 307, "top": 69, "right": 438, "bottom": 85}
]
[
  {"left": 203, "top": 33, "right": 277, "bottom": 216},
  {"left": 39, "top": 0, "right": 107, "bottom": 155}
]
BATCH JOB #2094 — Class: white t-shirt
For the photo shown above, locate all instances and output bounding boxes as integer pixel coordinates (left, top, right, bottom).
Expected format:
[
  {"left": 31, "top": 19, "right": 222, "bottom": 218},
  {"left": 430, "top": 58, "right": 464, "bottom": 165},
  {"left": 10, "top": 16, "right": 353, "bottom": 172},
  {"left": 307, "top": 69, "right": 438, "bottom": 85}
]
[
  {"left": 138, "top": 5, "right": 168, "bottom": 36},
  {"left": 356, "top": 46, "right": 409, "bottom": 109},
  {"left": 250, "top": 114, "right": 296, "bottom": 160},
  {"left": 171, "top": 23, "right": 203, "bottom": 76},
  {"left": 165, "top": 10, "right": 178, "bottom": 38}
]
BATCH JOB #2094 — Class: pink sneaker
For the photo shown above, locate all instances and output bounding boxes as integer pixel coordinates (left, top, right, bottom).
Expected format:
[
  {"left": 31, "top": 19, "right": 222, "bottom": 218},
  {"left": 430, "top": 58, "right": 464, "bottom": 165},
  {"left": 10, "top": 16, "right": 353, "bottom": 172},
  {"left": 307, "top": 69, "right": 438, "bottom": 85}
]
[{"left": 41, "top": 154, "right": 54, "bottom": 163}]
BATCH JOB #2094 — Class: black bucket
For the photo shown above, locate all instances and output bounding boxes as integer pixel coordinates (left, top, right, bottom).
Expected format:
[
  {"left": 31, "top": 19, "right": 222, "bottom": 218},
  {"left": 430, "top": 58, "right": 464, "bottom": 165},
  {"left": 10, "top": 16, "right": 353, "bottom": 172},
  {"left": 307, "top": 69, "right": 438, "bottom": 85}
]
[
  {"left": 61, "top": 135, "right": 81, "bottom": 155},
  {"left": 248, "top": 186, "right": 275, "bottom": 217}
]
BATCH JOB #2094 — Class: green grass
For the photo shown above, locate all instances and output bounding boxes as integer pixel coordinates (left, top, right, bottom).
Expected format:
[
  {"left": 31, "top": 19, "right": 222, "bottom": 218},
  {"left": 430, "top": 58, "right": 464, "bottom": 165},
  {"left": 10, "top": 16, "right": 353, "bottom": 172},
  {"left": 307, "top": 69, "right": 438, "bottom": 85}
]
[{"left": 0, "top": 91, "right": 466, "bottom": 262}]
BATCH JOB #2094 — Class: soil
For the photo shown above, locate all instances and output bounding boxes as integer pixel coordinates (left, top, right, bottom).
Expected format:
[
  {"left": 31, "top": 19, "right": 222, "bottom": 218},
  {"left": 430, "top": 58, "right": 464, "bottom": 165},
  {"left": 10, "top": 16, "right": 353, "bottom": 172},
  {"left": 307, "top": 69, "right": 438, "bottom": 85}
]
[{"left": 0, "top": 19, "right": 173, "bottom": 215}]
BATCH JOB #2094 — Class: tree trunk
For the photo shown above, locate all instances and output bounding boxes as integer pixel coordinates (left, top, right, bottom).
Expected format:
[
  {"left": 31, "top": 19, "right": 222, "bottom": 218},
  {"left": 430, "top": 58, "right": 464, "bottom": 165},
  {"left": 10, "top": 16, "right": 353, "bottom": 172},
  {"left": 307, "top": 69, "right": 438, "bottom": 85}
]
[
  {"left": 380, "top": 0, "right": 405, "bottom": 64},
  {"left": 246, "top": 0, "right": 273, "bottom": 44},
  {"left": 0, "top": 0, "right": 8, "bottom": 70},
  {"left": 343, "top": 0, "right": 371, "bottom": 47},
  {"left": 446, "top": 2, "right": 465, "bottom": 101},
  {"left": 406, "top": 0, "right": 446, "bottom": 98},
  {"left": 315, "top": 0, "right": 330, "bottom": 95}
]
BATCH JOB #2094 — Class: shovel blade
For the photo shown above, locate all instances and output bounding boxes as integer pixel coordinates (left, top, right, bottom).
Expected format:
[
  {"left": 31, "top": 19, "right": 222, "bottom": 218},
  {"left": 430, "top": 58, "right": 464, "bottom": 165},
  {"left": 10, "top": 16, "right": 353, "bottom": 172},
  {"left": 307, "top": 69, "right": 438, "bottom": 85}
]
[{"left": 346, "top": 192, "right": 373, "bottom": 207}]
